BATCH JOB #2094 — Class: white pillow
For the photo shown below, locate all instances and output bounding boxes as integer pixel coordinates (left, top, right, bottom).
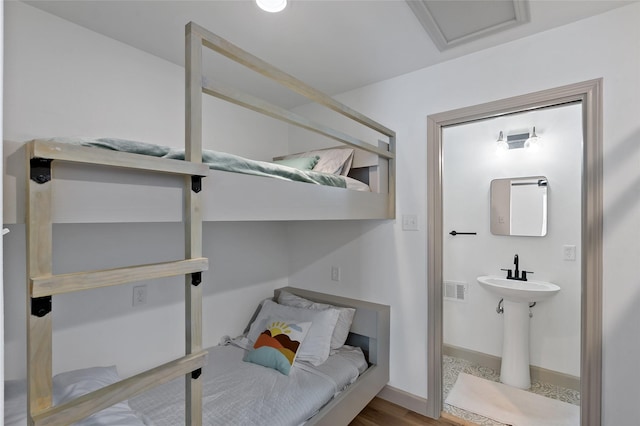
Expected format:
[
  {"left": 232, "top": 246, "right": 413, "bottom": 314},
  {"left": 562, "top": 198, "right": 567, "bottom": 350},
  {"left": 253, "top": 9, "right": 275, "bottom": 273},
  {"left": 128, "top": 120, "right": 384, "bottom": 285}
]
[
  {"left": 57, "top": 366, "right": 147, "bottom": 426},
  {"left": 277, "top": 290, "right": 356, "bottom": 349},
  {"left": 281, "top": 148, "right": 354, "bottom": 176},
  {"left": 4, "top": 379, "right": 27, "bottom": 426},
  {"left": 248, "top": 299, "right": 339, "bottom": 366},
  {"left": 3, "top": 367, "right": 147, "bottom": 426}
]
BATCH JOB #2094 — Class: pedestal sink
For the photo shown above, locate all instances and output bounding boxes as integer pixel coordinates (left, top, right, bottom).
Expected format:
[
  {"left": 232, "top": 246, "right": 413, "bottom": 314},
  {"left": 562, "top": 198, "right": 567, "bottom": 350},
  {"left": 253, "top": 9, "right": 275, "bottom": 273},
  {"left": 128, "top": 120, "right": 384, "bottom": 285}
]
[{"left": 477, "top": 275, "right": 560, "bottom": 389}]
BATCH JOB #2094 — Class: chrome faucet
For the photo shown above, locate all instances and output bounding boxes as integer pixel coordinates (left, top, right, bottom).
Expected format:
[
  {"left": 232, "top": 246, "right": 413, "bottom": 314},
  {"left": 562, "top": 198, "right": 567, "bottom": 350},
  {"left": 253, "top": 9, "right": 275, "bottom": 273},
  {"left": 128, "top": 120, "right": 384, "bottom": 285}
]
[{"left": 501, "top": 254, "right": 533, "bottom": 281}]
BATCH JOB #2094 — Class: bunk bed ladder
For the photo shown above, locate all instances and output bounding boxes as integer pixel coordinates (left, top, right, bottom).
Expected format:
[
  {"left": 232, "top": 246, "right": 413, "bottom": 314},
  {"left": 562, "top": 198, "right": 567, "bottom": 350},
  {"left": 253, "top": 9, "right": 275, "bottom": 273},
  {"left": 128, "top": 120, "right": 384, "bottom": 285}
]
[
  {"left": 25, "top": 140, "right": 209, "bottom": 426},
  {"left": 186, "top": 21, "right": 204, "bottom": 426}
]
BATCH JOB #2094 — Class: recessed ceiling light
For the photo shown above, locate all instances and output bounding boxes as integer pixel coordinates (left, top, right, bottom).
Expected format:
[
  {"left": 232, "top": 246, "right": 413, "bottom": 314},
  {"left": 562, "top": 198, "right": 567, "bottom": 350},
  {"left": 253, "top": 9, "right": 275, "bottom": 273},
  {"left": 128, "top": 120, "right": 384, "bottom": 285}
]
[{"left": 256, "top": 0, "right": 287, "bottom": 13}]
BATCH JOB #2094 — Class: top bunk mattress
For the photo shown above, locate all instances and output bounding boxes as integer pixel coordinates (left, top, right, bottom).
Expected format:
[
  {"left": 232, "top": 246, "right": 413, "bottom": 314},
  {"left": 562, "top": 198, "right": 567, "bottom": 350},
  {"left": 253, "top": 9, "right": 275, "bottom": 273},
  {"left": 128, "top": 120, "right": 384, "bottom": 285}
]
[
  {"left": 4, "top": 138, "right": 392, "bottom": 223},
  {"left": 48, "top": 137, "right": 354, "bottom": 189},
  {"left": 128, "top": 341, "right": 368, "bottom": 426}
]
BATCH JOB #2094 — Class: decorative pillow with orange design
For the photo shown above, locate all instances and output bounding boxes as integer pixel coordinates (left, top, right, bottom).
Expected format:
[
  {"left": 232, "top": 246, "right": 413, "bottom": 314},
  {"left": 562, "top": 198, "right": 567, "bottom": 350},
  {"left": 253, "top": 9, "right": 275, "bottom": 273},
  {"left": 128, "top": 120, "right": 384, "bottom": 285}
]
[{"left": 244, "top": 319, "right": 311, "bottom": 375}]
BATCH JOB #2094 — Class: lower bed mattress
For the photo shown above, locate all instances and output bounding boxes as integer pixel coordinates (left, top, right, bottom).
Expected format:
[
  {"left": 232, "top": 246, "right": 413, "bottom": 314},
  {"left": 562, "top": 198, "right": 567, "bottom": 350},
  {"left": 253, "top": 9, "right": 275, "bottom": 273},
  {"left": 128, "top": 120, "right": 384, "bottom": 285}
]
[
  {"left": 4, "top": 341, "right": 368, "bottom": 426},
  {"left": 130, "top": 340, "right": 368, "bottom": 426}
]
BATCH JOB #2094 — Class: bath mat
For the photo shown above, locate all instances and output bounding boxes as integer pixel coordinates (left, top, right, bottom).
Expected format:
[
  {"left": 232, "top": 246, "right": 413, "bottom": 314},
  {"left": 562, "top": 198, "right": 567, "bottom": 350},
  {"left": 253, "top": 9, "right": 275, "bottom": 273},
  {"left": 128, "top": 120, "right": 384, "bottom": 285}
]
[{"left": 445, "top": 372, "right": 579, "bottom": 426}]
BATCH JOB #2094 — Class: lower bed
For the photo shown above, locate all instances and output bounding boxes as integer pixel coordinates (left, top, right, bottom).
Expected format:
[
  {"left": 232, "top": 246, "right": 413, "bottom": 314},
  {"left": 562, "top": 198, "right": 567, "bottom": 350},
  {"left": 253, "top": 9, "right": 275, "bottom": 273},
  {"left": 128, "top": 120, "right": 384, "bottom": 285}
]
[
  {"left": 4, "top": 344, "right": 366, "bottom": 426},
  {"left": 129, "top": 341, "right": 368, "bottom": 425},
  {"left": 5, "top": 288, "right": 390, "bottom": 426}
]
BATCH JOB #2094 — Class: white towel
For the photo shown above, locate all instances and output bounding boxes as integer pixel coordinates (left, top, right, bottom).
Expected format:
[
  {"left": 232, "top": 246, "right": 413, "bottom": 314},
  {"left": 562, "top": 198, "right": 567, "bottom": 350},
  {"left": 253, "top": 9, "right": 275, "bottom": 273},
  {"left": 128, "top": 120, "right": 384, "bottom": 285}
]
[{"left": 445, "top": 373, "right": 579, "bottom": 426}]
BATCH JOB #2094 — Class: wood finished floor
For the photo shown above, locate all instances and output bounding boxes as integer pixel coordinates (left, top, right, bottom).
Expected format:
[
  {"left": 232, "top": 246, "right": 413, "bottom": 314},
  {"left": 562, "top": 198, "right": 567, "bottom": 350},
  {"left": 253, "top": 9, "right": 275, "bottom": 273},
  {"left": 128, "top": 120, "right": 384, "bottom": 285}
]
[{"left": 350, "top": 397, "right": 469, "bottom": 426}]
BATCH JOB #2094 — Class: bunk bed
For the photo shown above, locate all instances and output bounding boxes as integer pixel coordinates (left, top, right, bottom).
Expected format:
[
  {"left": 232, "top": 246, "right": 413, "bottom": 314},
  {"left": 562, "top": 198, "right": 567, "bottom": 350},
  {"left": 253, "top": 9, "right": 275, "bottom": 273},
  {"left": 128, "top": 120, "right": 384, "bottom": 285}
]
[{"left": 15, "top": 21, "right": 395, "bottom": 426}]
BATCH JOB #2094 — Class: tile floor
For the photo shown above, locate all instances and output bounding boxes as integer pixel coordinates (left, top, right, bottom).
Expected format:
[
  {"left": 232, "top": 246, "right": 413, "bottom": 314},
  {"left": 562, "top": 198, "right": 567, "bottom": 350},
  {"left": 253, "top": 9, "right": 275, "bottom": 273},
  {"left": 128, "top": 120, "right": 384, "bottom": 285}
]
[{"left": 442, "top": 355, "right": 580, "bottom": 425}]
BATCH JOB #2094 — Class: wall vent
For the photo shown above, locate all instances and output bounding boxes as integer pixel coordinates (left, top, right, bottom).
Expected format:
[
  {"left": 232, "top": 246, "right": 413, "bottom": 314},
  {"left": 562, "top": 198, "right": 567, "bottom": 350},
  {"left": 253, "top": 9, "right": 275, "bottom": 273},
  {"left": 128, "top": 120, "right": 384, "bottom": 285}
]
[{"left": 444, "top": 281, "right": 467, "bottom": 302}]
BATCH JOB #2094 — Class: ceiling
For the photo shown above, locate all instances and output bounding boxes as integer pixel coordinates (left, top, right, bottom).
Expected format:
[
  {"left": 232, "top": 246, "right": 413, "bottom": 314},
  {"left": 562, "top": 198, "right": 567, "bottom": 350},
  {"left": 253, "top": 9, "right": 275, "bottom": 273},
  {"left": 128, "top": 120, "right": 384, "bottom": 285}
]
[{"left": 22, "top": 0, "right": 632, "bottom": 108}]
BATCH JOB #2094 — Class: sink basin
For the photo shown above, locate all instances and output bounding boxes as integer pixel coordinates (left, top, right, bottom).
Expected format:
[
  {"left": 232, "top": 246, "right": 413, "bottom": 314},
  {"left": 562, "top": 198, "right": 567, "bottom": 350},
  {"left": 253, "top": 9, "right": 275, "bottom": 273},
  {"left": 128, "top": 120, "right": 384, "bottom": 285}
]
[{"left": 477, "top": 275, "right": 560, "bottom": 303}]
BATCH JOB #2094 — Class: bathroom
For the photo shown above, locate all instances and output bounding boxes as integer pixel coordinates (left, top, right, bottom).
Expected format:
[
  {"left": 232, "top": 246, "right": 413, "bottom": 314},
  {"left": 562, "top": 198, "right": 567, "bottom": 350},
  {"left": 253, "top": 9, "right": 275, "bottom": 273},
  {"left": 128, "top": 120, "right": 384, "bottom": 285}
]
[{"left": 440, "top": 102, "right": 582, "bottom": 425}]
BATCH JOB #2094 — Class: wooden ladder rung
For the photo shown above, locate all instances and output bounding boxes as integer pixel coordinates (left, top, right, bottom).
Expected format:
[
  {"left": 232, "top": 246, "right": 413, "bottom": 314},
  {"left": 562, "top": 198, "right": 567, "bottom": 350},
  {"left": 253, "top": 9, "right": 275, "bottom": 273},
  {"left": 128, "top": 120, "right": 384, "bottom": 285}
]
[
  {"left": 29, "top": 140, "right": 210, "bottom": 177},
  {"left": 31, "top": 351, "right": 208, "bottom": 426},
  {"left": 31, "top": 258, "right": 208, "bottom": 297}
]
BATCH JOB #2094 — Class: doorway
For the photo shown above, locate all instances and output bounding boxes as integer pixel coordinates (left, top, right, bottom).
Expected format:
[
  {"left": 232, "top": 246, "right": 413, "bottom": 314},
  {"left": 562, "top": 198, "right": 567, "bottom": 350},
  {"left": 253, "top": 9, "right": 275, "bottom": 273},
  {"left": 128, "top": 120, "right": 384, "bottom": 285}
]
[{"left": 426, "top": 80, "right": 603, "bottom": 426}]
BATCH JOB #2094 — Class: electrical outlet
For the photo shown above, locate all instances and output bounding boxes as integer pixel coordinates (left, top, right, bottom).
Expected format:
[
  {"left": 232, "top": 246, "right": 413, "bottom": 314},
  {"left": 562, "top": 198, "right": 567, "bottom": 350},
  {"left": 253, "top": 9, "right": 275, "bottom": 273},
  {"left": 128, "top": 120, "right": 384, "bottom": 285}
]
[
  {"left": 133, "top": 285, "right": 147, "bottom": 306},
  {"left": 563, "top": 245, "right": 576, "bottom": 261},
  {"left": 331, "top": 266, "right": 341, "bottom": 282}
]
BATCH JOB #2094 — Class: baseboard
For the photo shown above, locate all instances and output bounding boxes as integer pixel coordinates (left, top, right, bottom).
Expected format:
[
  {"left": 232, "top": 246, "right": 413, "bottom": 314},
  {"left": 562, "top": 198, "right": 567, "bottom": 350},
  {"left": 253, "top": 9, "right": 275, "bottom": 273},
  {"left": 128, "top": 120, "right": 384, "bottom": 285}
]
[
  {"left": 444, "top": 344, "right": 580, "bottom": 391},
  {"left": 377, "top": 385, "right": 428, "bottom": 416}
]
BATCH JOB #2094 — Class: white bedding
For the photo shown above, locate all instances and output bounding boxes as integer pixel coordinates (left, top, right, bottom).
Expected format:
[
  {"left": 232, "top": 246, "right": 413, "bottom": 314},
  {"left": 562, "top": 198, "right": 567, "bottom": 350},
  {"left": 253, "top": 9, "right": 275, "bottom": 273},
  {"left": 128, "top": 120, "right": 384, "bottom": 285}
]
[
  {"left": 3, "top": 343, "right": 366, "bottom": 426},
  {"left": 129, "top": 341, "right": 368, "bottom": 426},
  {"left": 344, "top": 176, "right": 371, "bottom": 192}
]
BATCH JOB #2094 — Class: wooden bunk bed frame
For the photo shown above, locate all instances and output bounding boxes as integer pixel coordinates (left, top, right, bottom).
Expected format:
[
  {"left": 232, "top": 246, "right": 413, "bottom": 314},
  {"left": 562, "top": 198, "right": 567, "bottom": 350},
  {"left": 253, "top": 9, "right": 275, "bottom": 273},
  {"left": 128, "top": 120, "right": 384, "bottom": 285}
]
[
  {"left": 23, "top": 21, "right": 394, "bottom": 425},
  {"left": 186, "top": 21, "right": 396, "bottom": 218},
  {"left": 5, "top": 20, "right": 396, "bottom": 224}
]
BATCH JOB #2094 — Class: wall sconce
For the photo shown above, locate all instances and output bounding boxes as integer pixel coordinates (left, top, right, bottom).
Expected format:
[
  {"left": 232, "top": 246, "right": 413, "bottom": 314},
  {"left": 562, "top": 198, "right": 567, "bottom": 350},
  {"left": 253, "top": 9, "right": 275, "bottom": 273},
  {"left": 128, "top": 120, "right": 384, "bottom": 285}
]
[
  {"left": 524, "top": 126, "right": 541, "bottom": 151},
  {"left": 496, "top": 131, "right": 508, "bottom": 152},
  {"left": 496, "top": 127, "right": 542, "bottom": 152},
  {"left": 256, "top": 0, "right": 287, "bottom": 12}
]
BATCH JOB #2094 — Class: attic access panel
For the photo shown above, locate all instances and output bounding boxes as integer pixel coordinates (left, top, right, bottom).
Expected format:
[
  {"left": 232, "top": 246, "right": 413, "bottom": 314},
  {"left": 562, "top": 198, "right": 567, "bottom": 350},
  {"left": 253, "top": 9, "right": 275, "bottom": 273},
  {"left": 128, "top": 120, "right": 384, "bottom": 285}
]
[{"left": 406, "top": 0, "right": 530, "bottom": 51}]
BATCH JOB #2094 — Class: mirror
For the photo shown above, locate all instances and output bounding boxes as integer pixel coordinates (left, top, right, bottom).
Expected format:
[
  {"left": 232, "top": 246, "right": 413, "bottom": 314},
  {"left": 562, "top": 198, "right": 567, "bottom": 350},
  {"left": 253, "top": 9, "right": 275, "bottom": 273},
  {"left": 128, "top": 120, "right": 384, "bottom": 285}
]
[{"left": 490, "top": 176, "right": 548, "bottom": 236}]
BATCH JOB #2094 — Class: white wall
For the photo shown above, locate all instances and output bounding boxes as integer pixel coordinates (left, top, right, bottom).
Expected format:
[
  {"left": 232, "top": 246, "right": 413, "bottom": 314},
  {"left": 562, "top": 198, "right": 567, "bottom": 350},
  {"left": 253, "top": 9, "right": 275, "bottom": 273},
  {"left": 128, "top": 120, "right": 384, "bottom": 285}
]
[
  {"left": 288, "top": 4, "right": 640, "bottom": 424},
  {"left": 3, "top": 2, "right": 290, "bottom": 378},
  {"left": 1, "top": 0, "right": 5, "bottom": 418},
  {"left": 442, "top": 103, "right": 582, "bottom": 377}
]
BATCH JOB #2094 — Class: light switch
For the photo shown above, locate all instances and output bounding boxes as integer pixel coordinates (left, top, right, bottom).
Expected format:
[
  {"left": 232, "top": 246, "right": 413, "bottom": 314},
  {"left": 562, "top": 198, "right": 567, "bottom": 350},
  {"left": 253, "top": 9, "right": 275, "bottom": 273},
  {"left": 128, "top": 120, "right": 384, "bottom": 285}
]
[{"left": 402, "top": 214, "right": 418, "bottom": 231}]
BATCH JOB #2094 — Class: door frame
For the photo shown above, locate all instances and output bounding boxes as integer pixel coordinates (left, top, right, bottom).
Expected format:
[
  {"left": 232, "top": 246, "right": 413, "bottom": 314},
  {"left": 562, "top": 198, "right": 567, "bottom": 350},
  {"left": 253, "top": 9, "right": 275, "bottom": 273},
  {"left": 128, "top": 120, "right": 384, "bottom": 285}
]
[{"left": 426, "top": 79, "right": 603, "bottom": 425}]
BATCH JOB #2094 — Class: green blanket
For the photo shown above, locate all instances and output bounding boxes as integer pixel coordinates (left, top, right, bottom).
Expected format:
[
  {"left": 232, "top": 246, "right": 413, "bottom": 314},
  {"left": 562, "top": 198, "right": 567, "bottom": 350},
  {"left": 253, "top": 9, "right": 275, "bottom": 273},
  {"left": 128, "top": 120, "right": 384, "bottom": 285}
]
[{"left": 48, "top": 137, "right": 347, "bottom": 188}]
